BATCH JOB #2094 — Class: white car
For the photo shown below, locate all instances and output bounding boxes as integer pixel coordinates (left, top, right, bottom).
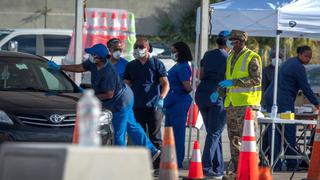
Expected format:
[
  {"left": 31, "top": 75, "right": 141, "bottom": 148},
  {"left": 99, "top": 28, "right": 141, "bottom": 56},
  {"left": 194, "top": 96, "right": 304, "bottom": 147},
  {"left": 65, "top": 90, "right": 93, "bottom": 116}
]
[{"left": 0, "top": 29, "right": 72, "bottom": 64}]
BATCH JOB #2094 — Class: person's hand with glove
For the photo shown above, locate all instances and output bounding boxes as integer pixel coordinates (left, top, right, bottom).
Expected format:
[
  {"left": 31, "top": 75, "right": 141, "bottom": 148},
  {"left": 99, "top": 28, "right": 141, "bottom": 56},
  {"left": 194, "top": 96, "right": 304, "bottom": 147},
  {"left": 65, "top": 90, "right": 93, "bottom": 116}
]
[
  {"left": 155, "top": 97, "right": 164, "bottom": 109},
  {"left": 47, "top": 60, "right": 61, "bottom": 70},
  {"left": 218, "top": 80, "right": 233, "bottom": 88},
  {"left": 210, "top": 91, "right": 219, "bottom": 103}
]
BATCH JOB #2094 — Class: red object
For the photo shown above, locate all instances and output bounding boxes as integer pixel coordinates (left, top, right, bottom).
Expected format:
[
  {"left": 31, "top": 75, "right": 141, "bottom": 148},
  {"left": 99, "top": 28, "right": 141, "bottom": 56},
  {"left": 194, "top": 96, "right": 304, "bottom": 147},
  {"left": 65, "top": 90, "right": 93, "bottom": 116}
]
[
  {"left": 111, "top": 11, "right": 117, "bottom": 19},
  {"left": 236, "top": 107, "right": 259, "bottom": 180},
  {"left": 91, "top": 10, "right": 98, "bottom": 18},
  {"left": 101, "top": 11, "right": 107, "bottom": 18},
  {"left": 186, "top": 103, "right": 199, "bottom": 127},
  {"left": 187, "top": 141, "right": 204, "bottom": 179},
  {"left": 259, "top": 166, "right": 272, "bottom": 180},
  {"left": 72, "top": 114, "right": 79, "bottom": 144},
  {"left": 307, "top": 121, "right": 320, "bottom": 180}
]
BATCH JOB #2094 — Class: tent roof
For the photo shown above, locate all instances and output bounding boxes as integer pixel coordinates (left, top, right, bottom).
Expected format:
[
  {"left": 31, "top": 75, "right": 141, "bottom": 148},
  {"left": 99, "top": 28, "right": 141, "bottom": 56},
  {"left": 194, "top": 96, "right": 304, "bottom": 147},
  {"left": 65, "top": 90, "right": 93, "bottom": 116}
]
[
  {"left": 278, "top": 0, "right": 320, "bottom": 37},
  {"left": 212, "top": 0, "right": 291, "bottom": 10},
  {"left": 196, "top": 0, "right": 320, "bottom": 38}
]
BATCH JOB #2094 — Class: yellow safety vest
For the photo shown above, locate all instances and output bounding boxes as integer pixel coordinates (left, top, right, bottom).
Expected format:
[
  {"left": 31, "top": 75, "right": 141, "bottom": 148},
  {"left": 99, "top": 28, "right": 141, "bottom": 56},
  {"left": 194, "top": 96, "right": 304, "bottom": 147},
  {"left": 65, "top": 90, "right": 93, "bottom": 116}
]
[{"left": 224, "top": 49, "right": 262, "bottom": 107}]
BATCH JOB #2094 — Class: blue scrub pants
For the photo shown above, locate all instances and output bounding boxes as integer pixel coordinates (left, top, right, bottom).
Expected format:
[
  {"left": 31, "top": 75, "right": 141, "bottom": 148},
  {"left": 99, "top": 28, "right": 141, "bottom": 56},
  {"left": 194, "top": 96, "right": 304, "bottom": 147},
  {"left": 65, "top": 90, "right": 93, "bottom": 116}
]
[
  {"left": 199, "top": 105, "right": 226, "bottom": 177},
  {"left": 165, "top": 96, "right": 192, "bottom": 168},
  {"left": 112, "top": 98, "right": 158, "bottom": 155},
  {"left": 267, "top": 124, "right": 297, "bottom": 170}
]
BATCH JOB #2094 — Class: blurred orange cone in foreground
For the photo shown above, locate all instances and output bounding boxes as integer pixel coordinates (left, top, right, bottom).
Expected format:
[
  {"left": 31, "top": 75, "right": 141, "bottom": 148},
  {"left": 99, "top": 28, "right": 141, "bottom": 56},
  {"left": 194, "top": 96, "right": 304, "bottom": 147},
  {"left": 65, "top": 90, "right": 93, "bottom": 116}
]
[
  {"left": 259, "top": 166, "right": 272, "bottom": 180},
  {"left": 237, "top": 107, "right": 259, "bottom": 180},
  {"left": 307, "top": 120, "right": 320, "bottom": 180},
  {"left": 159, "top": 127, "right": 178, "bottom": 180},
  {"left": 183, "top": 140, "right": 205, "bottom": 180},
  {"left": 72, "top": 114, "right": 79, "bottom": 144}
]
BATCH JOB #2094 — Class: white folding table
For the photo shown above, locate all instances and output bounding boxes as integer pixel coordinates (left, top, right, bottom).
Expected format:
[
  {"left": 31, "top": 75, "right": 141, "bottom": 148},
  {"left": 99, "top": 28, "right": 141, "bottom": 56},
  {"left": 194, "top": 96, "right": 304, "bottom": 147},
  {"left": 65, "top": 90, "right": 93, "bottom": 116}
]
[{"left": 257, "top": 117, "right": 317, "bottom": 172}]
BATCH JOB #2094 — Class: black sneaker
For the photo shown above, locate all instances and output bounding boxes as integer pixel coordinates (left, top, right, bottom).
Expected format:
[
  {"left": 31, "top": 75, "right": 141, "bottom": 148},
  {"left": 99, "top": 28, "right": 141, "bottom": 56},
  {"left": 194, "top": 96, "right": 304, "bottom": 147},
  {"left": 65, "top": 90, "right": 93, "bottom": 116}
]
[
  {"left": 152, "top": 150, "right": 161, "bottom": 169},
  {"left": 152, "top": 150, "right": 161, "bottom": 161}
]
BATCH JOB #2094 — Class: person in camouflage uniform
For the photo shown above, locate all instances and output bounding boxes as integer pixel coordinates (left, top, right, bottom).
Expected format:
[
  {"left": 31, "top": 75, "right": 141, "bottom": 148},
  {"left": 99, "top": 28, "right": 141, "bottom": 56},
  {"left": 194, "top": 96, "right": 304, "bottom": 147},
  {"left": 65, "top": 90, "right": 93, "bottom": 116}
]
[{"left": 210, "top": 30, "right": 262, "bottom": 180}]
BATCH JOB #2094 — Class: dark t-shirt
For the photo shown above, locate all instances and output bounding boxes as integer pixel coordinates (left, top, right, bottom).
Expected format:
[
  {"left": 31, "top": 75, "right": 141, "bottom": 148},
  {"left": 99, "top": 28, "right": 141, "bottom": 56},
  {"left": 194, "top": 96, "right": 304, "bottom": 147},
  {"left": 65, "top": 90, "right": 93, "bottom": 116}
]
[
  {"left": 82, "top": 60, "right": 131, "bottom": 112},
  {"left": 195, "top": 49, "right": 228, "bottom": 108},
  {"left": 124, "top": 56, "right": 167, "bottom": 108}
]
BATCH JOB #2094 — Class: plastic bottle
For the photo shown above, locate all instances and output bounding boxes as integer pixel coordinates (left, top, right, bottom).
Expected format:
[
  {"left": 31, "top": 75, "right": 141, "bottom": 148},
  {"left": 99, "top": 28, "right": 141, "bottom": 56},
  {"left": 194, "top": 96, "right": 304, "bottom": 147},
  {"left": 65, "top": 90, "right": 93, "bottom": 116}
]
[{"left": 77, "top": 89, "right": 101, "bottom": 147}]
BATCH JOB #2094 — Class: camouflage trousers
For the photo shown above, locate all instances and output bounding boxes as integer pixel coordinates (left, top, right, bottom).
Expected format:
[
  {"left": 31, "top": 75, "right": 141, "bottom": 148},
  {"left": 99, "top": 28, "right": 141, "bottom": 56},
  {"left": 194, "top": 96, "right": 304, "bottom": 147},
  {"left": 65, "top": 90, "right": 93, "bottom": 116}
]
[{"left": 226, "top": 106, "right": 259, "bottom": 172}]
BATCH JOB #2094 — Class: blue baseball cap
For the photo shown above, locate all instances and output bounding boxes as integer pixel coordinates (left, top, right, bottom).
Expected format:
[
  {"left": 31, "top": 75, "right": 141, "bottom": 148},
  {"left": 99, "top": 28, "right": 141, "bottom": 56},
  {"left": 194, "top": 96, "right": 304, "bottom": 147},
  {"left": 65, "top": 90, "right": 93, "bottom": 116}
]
[
  {"left": 218, "top": 30, "right": 230, "bottom": 38},
  {"left": 85, "top": 43, "right": 110, "bottom": 59}
]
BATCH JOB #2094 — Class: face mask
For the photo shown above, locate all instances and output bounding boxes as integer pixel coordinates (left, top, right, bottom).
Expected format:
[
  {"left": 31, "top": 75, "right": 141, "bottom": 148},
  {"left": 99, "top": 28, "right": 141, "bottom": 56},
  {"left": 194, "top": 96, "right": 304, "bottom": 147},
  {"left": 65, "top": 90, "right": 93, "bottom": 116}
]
[
  {"left": 88, "top": 54, "right": 95, "bottom": 63},
  {"left": 133, "top": 48, "right": 146, "bottom": 59},
  {"left": 226, "top": 40, "right": 234, "bottom": 49},
  {"left": 171, "top": 53, "right": 177, "bottom": 61},
  {"left": 112, "top": 50, "right": 121, "bottom": 60},
  {"left": 271, "top": 58, "right": 282, "bottom": 67}
]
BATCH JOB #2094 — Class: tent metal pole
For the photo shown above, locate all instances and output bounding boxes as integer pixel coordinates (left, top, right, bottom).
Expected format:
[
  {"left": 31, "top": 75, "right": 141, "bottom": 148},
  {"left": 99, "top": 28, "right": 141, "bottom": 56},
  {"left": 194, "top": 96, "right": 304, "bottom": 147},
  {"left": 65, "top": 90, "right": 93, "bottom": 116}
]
[
  {"left": 270, "top": 30, "right": 281, "bottom": 172},
  {"left": 187, "top": 33, "right": 200, "bottom": 160},
  {"left": 74, "top": 0, "right": 84, "bottom": 85}
]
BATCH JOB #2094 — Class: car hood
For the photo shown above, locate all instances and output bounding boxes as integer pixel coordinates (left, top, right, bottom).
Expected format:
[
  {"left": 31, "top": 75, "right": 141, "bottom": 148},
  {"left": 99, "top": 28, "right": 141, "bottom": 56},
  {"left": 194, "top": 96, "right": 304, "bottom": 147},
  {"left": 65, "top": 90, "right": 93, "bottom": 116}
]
[{"left": 0, "top": 91, "right": 81, "bottom": 113}]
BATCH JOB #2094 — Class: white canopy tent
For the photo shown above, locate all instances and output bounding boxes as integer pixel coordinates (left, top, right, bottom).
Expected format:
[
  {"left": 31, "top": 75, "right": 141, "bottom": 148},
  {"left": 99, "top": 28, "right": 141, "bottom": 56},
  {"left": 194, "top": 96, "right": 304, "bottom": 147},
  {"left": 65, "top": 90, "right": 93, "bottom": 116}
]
[
  {"left": 196, "top": 0, "right": 320, "bottom": 38},
  {"left": 195, "top": 0, "right": 320, "bottom": 170},
  {"left": 279, "top": 0, "right": 320, "bottom": 38}
]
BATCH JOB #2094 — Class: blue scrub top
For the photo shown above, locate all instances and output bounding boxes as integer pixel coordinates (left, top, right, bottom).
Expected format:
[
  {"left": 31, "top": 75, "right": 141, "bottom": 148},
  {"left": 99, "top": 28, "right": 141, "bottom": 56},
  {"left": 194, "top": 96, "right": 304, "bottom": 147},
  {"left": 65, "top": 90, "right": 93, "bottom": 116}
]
[
  {"left": 164, "top": 62, "right": 192, "bottom": 107},
  {"left": 82, "top": 60, "right": 132, "bottom": 112},
  {"left": 113, "top": 57, "right": 128, "bottom": 80},
  {"left": 124, "top": 56, "right": 167, "bottom": 108},
  {"left": 195, "top": 49, "right": 228, "bottom": 108},
  {"left": 264, "top": 57, "right": 319, "bottom": 113}
]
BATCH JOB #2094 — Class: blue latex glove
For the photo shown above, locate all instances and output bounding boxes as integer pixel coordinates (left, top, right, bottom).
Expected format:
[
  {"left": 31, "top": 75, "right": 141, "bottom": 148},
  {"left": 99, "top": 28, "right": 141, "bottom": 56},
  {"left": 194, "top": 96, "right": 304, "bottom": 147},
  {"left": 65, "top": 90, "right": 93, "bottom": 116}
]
[
  {"left": 47, "top": 60, "right": 61, "bottom": 70},
  {"left": 219, "top": 80, "right": 233, "bottom": 88},
  {"left": 155, "top": 98, "right": 164, "bottom": 109},
  {"left": 78, "top": 86, "right": 84, "bottom": 93},
  {"left": 210, "top": 91, "right": 219, "bottom": 103}
]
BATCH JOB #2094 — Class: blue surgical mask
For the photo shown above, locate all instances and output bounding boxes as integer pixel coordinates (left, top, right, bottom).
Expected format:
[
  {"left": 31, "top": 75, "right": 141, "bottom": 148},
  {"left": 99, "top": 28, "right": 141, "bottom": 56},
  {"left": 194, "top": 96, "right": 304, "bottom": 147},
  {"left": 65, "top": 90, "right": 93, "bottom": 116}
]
[
  {"left": 88, "top": 54, "right": 95, "bottom": 63},
  {"left": 171, "top": 53, "right": 178, "bottom": 61},
  {"left": 112, "top": 50, "right": 121, "bottom": 60},
  {"left": 133, "top": 48, "right": 146, "bottom": 59},
  {"left": 226, "top": 40, "right": 234, "bottom": 49},
  {"left": 271, "top": 58, "right": 282, "bottom": 67}
]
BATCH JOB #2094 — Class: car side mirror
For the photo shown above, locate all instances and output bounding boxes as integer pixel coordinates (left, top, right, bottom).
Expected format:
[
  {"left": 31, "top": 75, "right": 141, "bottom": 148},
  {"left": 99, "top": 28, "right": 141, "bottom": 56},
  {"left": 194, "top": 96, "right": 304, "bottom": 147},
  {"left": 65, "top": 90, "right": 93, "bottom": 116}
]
[
  {"left": 8, "top": 41, "right": 18, "bottom": 52},
  {"left": 79, "top": 83, "right": 92, "bottom": 89}
]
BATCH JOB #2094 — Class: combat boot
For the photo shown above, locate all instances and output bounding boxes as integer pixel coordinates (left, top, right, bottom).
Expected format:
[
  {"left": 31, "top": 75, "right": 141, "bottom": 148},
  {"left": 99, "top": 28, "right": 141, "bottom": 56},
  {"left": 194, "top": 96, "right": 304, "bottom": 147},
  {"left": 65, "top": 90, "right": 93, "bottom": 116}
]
[{"left": 222, "top": 172, "right": 236, "bottom": 180}]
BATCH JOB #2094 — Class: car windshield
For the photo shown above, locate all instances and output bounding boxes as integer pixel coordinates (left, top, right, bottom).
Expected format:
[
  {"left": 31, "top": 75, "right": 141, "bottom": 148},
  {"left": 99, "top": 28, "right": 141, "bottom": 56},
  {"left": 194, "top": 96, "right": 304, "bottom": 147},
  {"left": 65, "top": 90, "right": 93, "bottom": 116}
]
[
  {"left": 306, "top": 66, "right": 320, "bottom": 92},
  {"left": 0, "top": 57, "right": 77, "bottom": 93}
]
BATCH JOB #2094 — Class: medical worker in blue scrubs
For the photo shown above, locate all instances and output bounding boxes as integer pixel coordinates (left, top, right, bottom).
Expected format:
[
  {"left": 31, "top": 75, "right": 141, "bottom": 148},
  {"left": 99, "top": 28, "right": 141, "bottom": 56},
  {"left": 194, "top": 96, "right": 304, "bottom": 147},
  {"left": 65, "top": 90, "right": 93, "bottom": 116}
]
[
  {"left": 47, "top": 43, "right": 160, "bottom": 160},
  {"left": 195, "top": 31, "right": 229, "bottom": 178},
  {"left": 107, "top": 38, "right": 128, "bottom": 80},
  {"left": 264, "top": 45, "right": 320, "bottom": 170},
  {"left": 164, "top": 42, "right": 193, "bottom": 169}
]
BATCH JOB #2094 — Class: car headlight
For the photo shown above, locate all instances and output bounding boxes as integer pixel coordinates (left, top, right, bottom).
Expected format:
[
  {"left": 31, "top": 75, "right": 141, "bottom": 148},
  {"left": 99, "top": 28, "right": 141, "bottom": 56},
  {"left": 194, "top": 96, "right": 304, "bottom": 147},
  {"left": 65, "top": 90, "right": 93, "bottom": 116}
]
[{"left": 0, "top": 110, "right": 14, "bottom": 125}]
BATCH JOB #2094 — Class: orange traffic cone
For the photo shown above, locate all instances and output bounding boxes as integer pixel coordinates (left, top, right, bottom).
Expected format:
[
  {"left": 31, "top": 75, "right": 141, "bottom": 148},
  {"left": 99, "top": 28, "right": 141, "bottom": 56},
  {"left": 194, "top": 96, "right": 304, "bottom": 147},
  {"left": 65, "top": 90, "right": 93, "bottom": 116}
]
[
  {"left": 259, "top": 166, "right": 272, "bottom": 180},
  {"left": 183, "top": 140, "right": 205, "bottom": 180},
  {"left": 236, "top": 107, "right": 259, "bottom": 180},
  {"left": 159, "top": 127, "right": 179, "bottom": 180},
  {"left": 72, "top": 114, "right": 79, "bottom": 144},
  {"left": 307, "top": 120, "right": 320, "bottom": 180}
]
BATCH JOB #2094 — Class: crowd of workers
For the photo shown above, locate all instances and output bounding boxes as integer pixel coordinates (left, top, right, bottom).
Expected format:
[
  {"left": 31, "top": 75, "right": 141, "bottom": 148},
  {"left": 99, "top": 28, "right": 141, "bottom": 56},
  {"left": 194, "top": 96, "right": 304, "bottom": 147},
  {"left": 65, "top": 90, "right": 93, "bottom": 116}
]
[{"left": 47, "top": 29, "right": 320, "bottom": 180}]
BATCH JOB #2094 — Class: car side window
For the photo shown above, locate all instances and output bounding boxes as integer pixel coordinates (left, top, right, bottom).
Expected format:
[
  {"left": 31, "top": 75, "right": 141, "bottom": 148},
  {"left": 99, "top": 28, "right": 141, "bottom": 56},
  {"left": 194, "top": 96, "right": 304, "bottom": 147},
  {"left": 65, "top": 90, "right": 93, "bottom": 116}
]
[
  {"left": 43, "top": 35, "right": 70, "bottom": 56},
  {"left": 2, "top": 35, "right": 36, "bottom": 54}
]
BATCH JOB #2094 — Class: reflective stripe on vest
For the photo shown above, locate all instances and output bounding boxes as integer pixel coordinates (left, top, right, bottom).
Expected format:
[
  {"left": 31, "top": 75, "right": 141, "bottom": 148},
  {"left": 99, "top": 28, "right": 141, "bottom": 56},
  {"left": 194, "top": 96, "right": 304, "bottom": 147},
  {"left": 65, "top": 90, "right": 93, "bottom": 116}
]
[
  {"left": 229, "top": 86, "right": 262, "bottom": 93},
  {"left": 224, "top": 49, "right": 262, "bottom": 107}
]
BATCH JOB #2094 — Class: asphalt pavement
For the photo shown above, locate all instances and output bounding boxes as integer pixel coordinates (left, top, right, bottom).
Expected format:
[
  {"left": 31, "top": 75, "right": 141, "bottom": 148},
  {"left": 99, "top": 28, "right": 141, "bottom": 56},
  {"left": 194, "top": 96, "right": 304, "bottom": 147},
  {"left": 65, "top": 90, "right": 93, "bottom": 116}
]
[{"left": 157, "top": 123, "right": 309, "bottom": 180}]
